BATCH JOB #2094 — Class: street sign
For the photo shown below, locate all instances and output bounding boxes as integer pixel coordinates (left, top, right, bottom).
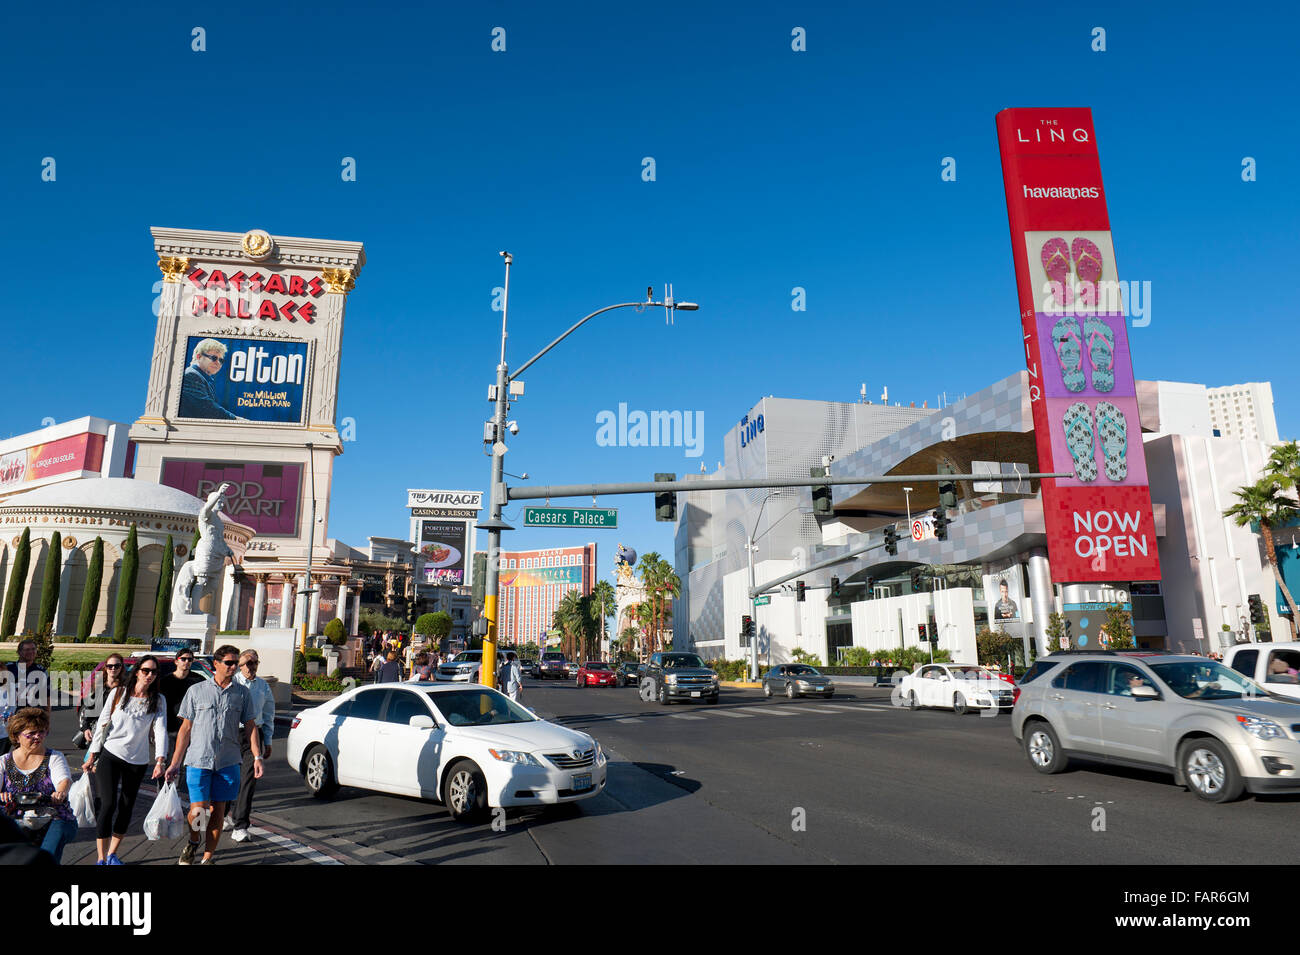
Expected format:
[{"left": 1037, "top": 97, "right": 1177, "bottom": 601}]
[
  {"left": 754, "top": 595, "right": 771, "bottom": 606},
  {"left": 522, "top": 506, "right": 618, "bottom": 528}
]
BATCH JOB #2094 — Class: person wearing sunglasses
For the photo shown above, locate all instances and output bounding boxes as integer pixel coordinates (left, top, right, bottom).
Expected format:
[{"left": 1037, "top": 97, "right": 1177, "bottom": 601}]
[
  {"left": 83, "top": 655, "right": 168, "bottom": 865},
  {"left": 76, "top": 654, "right": 129, "bottom": 750},
  {"left": 0, "top": 708, "right": 76, "bottom": 863},
  {"left": 178, "top": 337, "right": 242, "bottom": 421},
  {"left": 227, "top": 650, "right": 274, "bottom": 842},
  {"left": 164, "top": 646, "right": 263, "bottom": 865}
]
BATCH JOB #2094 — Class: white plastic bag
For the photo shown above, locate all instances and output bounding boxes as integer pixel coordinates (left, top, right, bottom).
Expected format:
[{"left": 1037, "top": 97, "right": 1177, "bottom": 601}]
[
  {"left": 143, "top": 781, "right": 187, "bottom": 841},
  {"left": 70, "top": 772, "right": 96, "bottom": 829}
]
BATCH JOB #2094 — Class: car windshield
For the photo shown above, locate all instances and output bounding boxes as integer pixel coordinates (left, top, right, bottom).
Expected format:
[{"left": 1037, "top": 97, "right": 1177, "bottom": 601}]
[
  {"left": 585, "top": 662, "right": 611, "bottom": 670},
  {"left": 951, "top": 667, "right": 995, "bottom": 680},
  {"left": 788, "top": 666, "right": 820, "bottom": 676},
  {"left": 452, "top": 653, "right": 481, "bottom": 663},
  {"left": 1150, "top": 661, "right": 1266, "bottom": 700},
  {"left": 429, "top": 689, "right": 537, "bottom": 726},
  {"left": 543, "top": 654, "right": 564, "bottom": 661},
  {"left": 662, "top": 654, "right": 705, "bottom": 668}
]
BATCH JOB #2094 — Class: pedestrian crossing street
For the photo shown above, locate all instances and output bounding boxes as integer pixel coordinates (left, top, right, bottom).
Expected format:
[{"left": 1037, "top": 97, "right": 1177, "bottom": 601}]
[{"left": 611, "top": 700, "right": 897, "bottom": 724}]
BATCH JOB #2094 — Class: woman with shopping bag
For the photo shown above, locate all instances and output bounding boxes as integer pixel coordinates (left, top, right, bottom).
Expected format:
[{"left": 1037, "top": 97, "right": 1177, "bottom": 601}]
[{"left": 83, "top": 655, "right": 167, "bottom": 865}]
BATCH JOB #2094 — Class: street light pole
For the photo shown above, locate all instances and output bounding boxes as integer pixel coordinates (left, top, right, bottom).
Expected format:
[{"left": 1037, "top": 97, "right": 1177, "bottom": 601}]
[{"left": 299, "top": 442, "right": 318, "bottom": 657}]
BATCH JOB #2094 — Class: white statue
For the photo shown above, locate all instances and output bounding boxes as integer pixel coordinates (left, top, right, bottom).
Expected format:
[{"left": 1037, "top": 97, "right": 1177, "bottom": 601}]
[{"left": 172, "top": 482, "right": 237, "bottom": 617}]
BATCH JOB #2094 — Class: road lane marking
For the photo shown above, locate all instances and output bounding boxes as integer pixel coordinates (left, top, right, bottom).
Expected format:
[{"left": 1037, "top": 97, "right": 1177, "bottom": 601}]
[
  {"left": 670, "top": 713, "right": 706, "bottom": 720},
  {"left": 736, "top": 706, "right": 800, "bottom": 716},
  {"left": 797, "top": 706, "right": 844, "bottom": 713},
  {"left": 712, "top": 710, "right": 755, "bottom": 717},
  {"left": 615, "top": 717, "right": 644, "bottom": 724}
]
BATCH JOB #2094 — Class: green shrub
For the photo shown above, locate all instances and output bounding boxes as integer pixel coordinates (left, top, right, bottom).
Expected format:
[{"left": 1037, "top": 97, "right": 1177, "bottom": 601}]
[
  {"left": 790, "top": 647, "right": 824, "bottom": 667},
  {"left": 123, "top": 637, "right": 148, "bottom": 646},
  {"left": 324, "top": 618, "right": 346, "bottom": 646},
  {"left": 294, "top": 675, "right": 348, "bottom": 692},
  {"left": 1, "top": 528, "right": 31, "bottom": 638},
  {"left": 77, "top": 538, "right": 104, "bottom": 642},
  {"left": 154, "top": 534, "right": 174, "bottom": 639},
  {"left": 113, "top": 524, "right": 139, "bottom": 641},
  {"left": 37, "top": 532, "right": 62, "bottom": 634},
  {"left": 706, "top": 659, "right": 751, "bottom": 681}
]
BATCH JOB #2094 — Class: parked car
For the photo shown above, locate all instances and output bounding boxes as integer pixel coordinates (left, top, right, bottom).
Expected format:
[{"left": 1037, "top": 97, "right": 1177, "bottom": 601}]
[
  {"left": 537, "top": 652, "right": 568, "bottom": 680},
  {"left": 1223, "top": 641, "right": 1300, "bottom": 701},
  {"left": 642, "top": 652, "right": 719, "bottom": 705},
  {"left": 616, "top": 660, "right": 643, "bottom": 687},
  {"left": 435, "top": 650, "right": 517, "bottom": 684},
  {"left": 1012, "top": 650, "right": 1300, "bottom": 802},
  {"left": 75, "top": 653, "right": 215, "bottom": 748},
  {"left": 576, "top": 661, "right": 617, "bottom": 687},
  {"left": 286, "top": 682, "right": 607, "bottom": 821},
  {"left": 763, "top": 664, "right": 835, "bottom": 699},
  {"left": 898, "top": 663, "right": 1015, "bottom": 714}
]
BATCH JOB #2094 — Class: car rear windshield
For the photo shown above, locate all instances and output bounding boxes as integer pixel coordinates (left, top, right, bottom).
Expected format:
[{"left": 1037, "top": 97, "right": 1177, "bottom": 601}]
[
  {"left": 1019, "top": 661, "right": 1061, "bottom": 685},
  {"left": 429, "top": 689, "right": 536, "bottom": 726}
]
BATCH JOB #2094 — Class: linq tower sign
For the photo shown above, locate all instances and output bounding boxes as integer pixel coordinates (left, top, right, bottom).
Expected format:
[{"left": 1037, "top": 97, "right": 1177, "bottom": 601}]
[{"left": 130, "top": 227, "right": 367, "bottom": 636}]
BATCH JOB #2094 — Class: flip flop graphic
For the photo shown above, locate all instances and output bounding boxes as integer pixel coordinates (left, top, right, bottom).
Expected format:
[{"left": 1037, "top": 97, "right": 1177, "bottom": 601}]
[
  {"left": 1095, "top": 400, "right": 1128, "bottom": 482},
  {"left": 1083, "top": 316, "right": 1115, "bottom": 392},
  {"left": 1071, "top": 237, "right": 1103, "bottom": 308},
  {"left": 1063, "top": 402, "right": 1098, "bottom": 482},
  {"left": 1052, "top": 316, "right": 1086, "bottom": 393},
  {"left": 1041, "top": 237, "right": 1073, "bottom": 308}
]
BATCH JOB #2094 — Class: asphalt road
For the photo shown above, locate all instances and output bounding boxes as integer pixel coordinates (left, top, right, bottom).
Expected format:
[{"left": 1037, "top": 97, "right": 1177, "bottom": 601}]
[{"left": 38, "top": 678, "right": 1300, "bottom": 864}]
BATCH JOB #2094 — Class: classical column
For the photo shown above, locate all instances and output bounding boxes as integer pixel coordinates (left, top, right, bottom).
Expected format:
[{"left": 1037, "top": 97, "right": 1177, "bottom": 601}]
[
  {"left": 142, "top": 256, "right": 190, "bottom": 421},
  {"left": 1027, "top": 548, "right": 1054, "bottom": 657},
  {"left": 292, "top": 575, "right": 308, "bottom": 629},
  {"left": 279, "top": 577, "right": 296, "bottom": 629},
  {"left": 219, "top": 565, "right": 239, "bottom": 631},
  {"left": 350, "top": 589, "right": 361, "bottom": 637},
  {"left": 309, "top": 578, "right": 321, "bottom": 635},
  {"left": 251, "top": 575, "right": 267, "bottom": 629},
  {"left": 55, "top": 544, "right": 75, "bottom": 636},
  {"left": 316, "top": 269, "right": 354, "bottom": 426}
]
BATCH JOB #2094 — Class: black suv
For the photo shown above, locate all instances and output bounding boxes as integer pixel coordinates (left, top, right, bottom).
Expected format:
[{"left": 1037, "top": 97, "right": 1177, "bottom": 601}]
[{"left": 642, "top": 652, "right": 719, "bottom": 705}]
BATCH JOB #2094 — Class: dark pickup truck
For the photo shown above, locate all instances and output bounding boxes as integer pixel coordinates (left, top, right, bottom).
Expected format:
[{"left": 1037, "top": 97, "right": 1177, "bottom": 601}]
[
  {"left": 641, "top": 652, "right": 720, "bottom": 705},
  {"left": 538, "top": 652, "right": 569, "bottom": 680}
]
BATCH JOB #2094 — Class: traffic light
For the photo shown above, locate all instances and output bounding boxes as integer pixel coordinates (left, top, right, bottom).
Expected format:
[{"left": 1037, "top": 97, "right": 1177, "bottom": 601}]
[
  {"left": 918, "top": 623, "right": 928, "bottom": 641},
  {"left": 654, "top": 472, "right": 677, "bottom": 522},
  {"left": 810, "top": 466, "right": 832, "bottom": 516},
  {"left": 1249, "top": 594, "right": 1265, "bottom": 625},
  {"left": 932, "top": 507, "right": 951, "bottom": 541},
  {"left": 830, "top": 577, "right": 841, "bottom": 598},
  {"left": 741, "top": 615, "right": 754, "bottom": 637},
  {"left": 938, "top": 462, "right": 958, "bottom": 509},
  {"left": 910, "top": 571, "right": 923, "bottom": 592},
  {"left": 796, "top": 581, "right": 806, "bottom": 602},
  {"left": 884, "top": 525, "right": 899, "bottom": 556}
]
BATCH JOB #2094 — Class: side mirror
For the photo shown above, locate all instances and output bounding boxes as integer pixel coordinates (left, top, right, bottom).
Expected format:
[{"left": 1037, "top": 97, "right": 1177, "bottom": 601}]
[
  {"left": 409, "top": 715, "right": 436, "bottom": 730},
  {"left": 1131, "top": 685, "right": 1159, "bottom": 699}
]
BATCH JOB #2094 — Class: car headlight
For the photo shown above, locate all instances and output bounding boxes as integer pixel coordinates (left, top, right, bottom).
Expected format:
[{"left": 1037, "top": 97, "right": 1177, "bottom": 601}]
[
  {"left": 489, "top": 749, "right": 541, "bottom": 766},
  {"left": 710, "top": 674, "right": 719, "bottom": 683},
  {"left": 1236, "top": 715, "right": 1286, "bottom": 740},
  {"left": 665, "top": 673, "right": 677, "bottom": 684},
  {"left": 595, "top": 741, "right": 605, "bottom": 764},
  {"left": 795, "top": 681, "right": 810, "bottom": 687}
]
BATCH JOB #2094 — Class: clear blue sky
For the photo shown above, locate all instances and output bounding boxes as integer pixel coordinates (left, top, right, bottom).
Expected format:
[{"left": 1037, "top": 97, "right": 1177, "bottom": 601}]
[{"left": 2, "top": 2, "right": 1296, "bottom": 581}]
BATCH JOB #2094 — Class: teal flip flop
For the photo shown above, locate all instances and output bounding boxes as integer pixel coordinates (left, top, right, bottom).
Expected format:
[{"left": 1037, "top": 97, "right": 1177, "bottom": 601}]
[
  {"left": 1095, "top": 401, "right": 1127, "bottom": 481},
  {"left": 1063, "top": 402, "right": 1097, "bottom": 482},
  {"left": 1084, "top": 317, "right": 1115, "bottom": 392},
  {"left": 1052, "top": 316, "right": 1086, "bottom": 393}
]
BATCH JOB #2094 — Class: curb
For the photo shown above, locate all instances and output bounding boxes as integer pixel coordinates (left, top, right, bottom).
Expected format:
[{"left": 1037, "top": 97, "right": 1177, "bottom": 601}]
[{"left": 721, "top": 681, "right": 762, "bottom": 688}]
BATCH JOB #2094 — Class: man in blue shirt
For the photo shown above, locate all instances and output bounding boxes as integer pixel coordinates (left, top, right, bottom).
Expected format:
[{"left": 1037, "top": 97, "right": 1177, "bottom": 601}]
[{"left": 178, "top": 339, "right": 243, "bottom": 421}]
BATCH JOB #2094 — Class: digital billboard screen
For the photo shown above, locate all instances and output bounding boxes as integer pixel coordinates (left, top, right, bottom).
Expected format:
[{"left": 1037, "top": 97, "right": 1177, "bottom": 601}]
[
  {"left": 178, "top": 335, "right": 309, "bottom": 425},
  {"left": 419, "top": 519, "right": 469, "bottom": 585}
]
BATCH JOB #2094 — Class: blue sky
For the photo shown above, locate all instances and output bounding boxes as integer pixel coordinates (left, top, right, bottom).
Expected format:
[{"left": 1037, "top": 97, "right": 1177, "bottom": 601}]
[{"left": 2, "top": 2, "right": 1296, "bottom": 581}]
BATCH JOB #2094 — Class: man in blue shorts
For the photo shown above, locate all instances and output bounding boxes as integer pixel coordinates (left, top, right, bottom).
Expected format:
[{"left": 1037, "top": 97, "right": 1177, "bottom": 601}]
[{"left": 164, "top": 645, "right": 263, "bottom": 865}]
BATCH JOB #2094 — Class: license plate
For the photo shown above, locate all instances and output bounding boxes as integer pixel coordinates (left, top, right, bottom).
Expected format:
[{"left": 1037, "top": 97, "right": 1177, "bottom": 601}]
[
  {"left": 691, "top": 691, "right": 701, "bottom": 697},
  {"left": 572, "top": 773, "right": 591, "bottom": 791}
]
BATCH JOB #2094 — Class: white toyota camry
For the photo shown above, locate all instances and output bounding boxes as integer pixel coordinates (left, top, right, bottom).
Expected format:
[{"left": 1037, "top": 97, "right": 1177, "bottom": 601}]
[
  {"left": 896, "top": 662, "right": 1017, "bottom": 714},
  {"left": 286, "top": 682, "right": 607, "bottom": 822}
]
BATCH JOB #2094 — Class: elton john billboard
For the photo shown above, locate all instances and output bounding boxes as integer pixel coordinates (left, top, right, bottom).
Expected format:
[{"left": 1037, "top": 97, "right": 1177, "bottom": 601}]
[
  {"left": 177, "top": 335, "right": 309, "bottom": 425},
  {"left": 997, "top": 108, "right": 1161, "bottom": 584}
]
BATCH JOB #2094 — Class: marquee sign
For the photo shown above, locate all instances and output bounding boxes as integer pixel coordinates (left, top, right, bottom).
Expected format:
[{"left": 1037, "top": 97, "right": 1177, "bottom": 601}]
[{"left": 997, "top": 108, "right": 1161, "bottom": 584}]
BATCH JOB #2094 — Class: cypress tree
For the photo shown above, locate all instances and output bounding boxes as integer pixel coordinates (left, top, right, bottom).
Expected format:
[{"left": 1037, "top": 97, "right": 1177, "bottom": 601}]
[
  {"left": 77, "top": 537, "right": 104, "bottom": 641},
  {"left": 113, "top": 524, "right": 139, "bottom": 641},
  {"left": 1, "top": 527, "right": 31, "bottom": 638},
  {"left": 36, "top": 531, "right": 62, "bottom": 634},
  {"left": 154, "top": 535, "right": 174, "bottom": 638},
  {"left": 189, "top": 527, "right": 200, "bottom": 562}
]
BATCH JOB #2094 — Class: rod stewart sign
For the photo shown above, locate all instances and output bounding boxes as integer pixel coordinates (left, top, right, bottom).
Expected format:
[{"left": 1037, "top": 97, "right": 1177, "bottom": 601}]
[{"left": 996, "top": 108, "right": 1161, "bottom": 584}]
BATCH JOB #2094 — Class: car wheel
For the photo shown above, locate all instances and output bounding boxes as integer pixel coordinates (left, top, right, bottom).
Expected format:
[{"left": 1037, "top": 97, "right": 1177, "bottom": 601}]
[
  {"left": 1179, "top": 738, "right": 1245, "bottom": 803},
  {"left": 576, "top": 675, "right": 584, "bottom": 687},
  {"left": 785, "top": 682, "right": 796, "bottom": 699},
  {"left": 445, "top": 759, "right": 489, "bottom": 823},
  {"left": 763, "top": 683, "right": 772, "bottom": 698},
  {"left": 1023, "top": 721, "right": 1068, "bottom": 774},
  {"left": 953, "top": 692, "right": 968, "bottom": 716},
  {"left": 907, "top": 690, "right": 919, "bottom": 710},
  {"left": 303, "top": 745, "right": 338, "bottom": 798},
  {"left": 658, "top": 683, "right": 670, "bottom": 705}
]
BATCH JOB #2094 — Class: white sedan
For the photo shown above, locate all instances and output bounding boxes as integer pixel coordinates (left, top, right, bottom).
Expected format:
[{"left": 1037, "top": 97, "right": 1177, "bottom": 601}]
[
  {"left": 897, "top": 663, "right": 1016, "bottom": 714},
  {"left": 286, "top": 682, "right": 607, "bottom": 822}
]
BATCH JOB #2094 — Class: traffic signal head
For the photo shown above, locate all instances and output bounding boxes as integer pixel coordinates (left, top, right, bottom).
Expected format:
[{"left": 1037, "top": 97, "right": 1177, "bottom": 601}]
[
  {"left": 1249, "top": 594, "right": 1265, "bottom": 624},
  {"left": 810, "top": 466, "right": 832, "bottom": 516},
  {"left": 932, "top": 507, "right": 950, "bottom": 541},
  {"left": 884, "top": 525, "right": 899, "bottom": 556},
  {"left": 654, "top": 473, "right": 677, "bottom": 522},
  {"left": 830, "top": 577, "right": 841, "bottom": 598},
  {"left": 938, "top": 462, "right": 958, "bottom": 509},
  {"left": 796, "top": 580, "right": 806, "bottom": 602},
  {"left": 741, "top": 614, "right": 753, "bottom": 637},
  {"left": 918, "top": 623, "right": 927, "bottom": 640}
]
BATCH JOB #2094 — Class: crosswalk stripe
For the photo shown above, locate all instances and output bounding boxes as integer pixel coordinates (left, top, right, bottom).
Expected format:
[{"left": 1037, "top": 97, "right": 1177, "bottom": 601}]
[
  {"left": 712, "top": 709, "right": 755, "bottom": 718},
  {"left": 797, "top": 706, "right": 843, "bottom": 713},
  {"left": 670, "top": 713, "right": 706, "bottom": 720},
  {"left": 615, "top": 717, "right": 644, "bottom": 724},
  {"left": 736, "top": 706, "right": 799, "bottom": 716}
]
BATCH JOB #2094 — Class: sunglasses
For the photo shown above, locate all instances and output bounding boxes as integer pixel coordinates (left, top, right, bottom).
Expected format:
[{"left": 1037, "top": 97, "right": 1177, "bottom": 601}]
[
  {"left": 21, "top": 732, "right": 48, "bottom": 740},
  {"left": 203, "top": 354, "right": 223, "bottom": 364},
  {"left": 176, "top": 657, "right": 194, "bottom": 663},
  {"left": 242, "top": 660, "right": 259, "bottom": 668},
  {"left": 218, "top": 659, "right": 238, "bottom": 667},
  {"left": 104, "top": 663, "right": 123, "bottom": 670},
  {"left": 139, "top": 668, "right": 158, "bottom": 675}
]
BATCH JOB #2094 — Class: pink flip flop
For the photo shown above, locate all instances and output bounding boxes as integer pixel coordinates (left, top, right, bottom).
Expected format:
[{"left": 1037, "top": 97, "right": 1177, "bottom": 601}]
[
  {"left": 1041, "top": 238, "right": 1073, "bottom": 308},
  {"left": 1071, "top": 238, "right": 1103, "bottom": 307}
]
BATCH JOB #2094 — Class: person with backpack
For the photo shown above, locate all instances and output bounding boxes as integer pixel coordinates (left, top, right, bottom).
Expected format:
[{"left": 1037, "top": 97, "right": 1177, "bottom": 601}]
[{"left": 83, "top": 655, "right": 168, "bottom": 865}]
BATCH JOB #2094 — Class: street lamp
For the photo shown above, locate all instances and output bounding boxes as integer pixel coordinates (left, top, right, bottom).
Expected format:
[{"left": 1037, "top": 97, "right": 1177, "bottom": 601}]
[
  {"left": 746, "top": 490, "right": 787, "bottom": 681},
  {"left": 477, "top": 254, "right": 699, "bottom": 691}
]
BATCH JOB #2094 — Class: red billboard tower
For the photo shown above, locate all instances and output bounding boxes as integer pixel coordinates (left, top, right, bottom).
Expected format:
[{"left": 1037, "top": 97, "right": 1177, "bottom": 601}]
[{"left": 997, "top": 108, "right": 1161, "bottom": 584}]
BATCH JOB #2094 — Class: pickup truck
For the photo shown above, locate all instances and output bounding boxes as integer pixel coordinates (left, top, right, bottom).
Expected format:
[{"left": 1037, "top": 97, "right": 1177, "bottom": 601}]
[
  {"left": 640, "top": 652, "right": 720, "bottom": 705},
  {"left": 1223, "top": 641, "right": 1300, "bottom": 701},
  {"left": 537, "top": 652, "right": 569, "bottom": 680}
]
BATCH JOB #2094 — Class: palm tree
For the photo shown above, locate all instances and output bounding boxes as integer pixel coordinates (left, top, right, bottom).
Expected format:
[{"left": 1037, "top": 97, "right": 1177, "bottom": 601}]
[
  {"left": 554, "top": 590, "right": 584, "bottom": 659},
  {"left": 1224, "top": 476, "right": 1300, "bottom": 636},
  {"left": 590, "top": 579, "right": 616, "bottom": 655}
]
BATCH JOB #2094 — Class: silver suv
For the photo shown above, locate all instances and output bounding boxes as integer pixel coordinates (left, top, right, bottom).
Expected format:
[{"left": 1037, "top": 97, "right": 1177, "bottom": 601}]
[{"left": 1012, "top": 651, "right": 1300, "bottom": 803}]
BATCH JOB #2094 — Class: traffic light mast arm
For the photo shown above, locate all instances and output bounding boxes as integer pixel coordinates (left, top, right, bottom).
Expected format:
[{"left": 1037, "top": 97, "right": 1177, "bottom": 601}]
[{"left": 749, "top": 539, "right": 891, "bottom": 599}]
